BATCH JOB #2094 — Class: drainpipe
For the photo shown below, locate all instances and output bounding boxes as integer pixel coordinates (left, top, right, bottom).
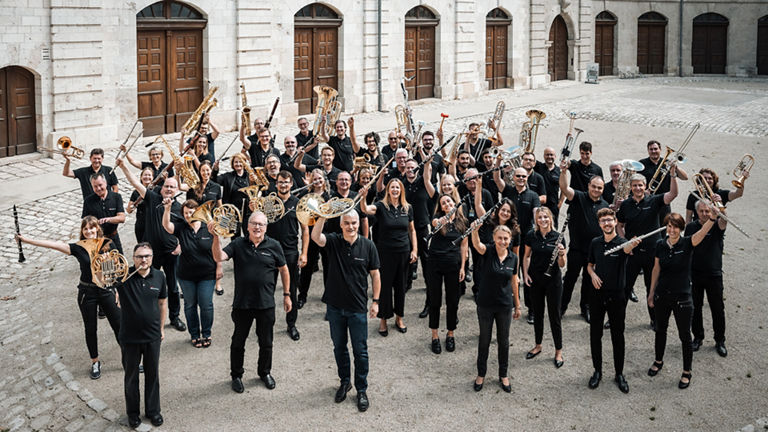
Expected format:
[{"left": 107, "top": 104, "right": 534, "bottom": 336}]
[
  {"left": 678, "top": 0, "right": 683, "bottom": 76},
  {"left": 377, "top": 0, "right": 382, "bottom": 111}
]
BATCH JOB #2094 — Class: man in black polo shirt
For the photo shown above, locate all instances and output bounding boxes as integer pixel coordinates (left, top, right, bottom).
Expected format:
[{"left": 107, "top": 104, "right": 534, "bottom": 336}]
[
  {"left": 294, "top": 146, "right": 341, "bottom": 190},
  {"left": 684, "top": 167, "right": 743, "bottom": 223},
  {"left": 559, "top": 159, "right": 609, "bottom": 323},
  {"left": 414, "top": 131, "right": 444, "bottom": 184},
  {"left": 403, "top": 159, "right": 432, "bottom": 312},
  {"left": 534, "top": 147, "right": 561, "bottom": 225},
  {"left": 685, "top": 200, "right": 729, "bottom": 357},
  {"left": 267, "top": 171, "right": 308, "bottom": 342},
  {"left": 296, "top": 117, "right": 318, "bottom": 159},
  {"left": 326, "top": 171, "right": 369, "bottom": 238},
  {"left": 521, "top": 152, "right": 547, "bottom": 206},
  {"left": 568, "top": 142, "right": 603, "bottom": 193},
  {"left": 281, "top": 135, "right": 316, "bottom": 189},
  {"left": 617, "top": 169, "right": 678, "bottom": 329},
  {"left": 638, "top": 139, "right": 688, "bottom": 224},
  {"left": 211, "top": 211, "right": 291, "bottom": 394},
  {"left": 603, "top": 161, "right": 622, "bottom": 208},
  {"left": 63, "top": 148, "right": 119, "bottom": 197},
  {"left": 117, "top": 243, "right": 167, "bottom": 428},
  {"left": 356, "top": 132, "right": 387, "bottom": 168},
  {"left": 586, "top": 209, "right": 640, "bottom": 393},
  {"left": 320, "top": 119, "right": 360, "bottom": 173},
  {"left": 242, "top": 127, "right": 280, "bottom": 168},
  {"left": 82, "top": 173, "right": 126, "bottom": 253},
  {"left": 382, "top": 130, "right": 405, "bottom": 161},
  {"left": 311, "top": 210, "right": 381, "bottom": 412}
]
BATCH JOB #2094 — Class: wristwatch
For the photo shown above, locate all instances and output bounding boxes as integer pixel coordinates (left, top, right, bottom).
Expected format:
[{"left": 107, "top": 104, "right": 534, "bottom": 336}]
[
  {"left": 372, "top": 298, "right": 379, "bottom": 303},
  {"left": 283, "top": 292, "right": 290, "bottom": 297}
]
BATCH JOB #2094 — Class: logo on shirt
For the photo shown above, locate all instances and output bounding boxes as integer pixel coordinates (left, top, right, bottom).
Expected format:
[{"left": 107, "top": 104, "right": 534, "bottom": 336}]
[{"left": 149, "top": 286, "right": 159, "bottom": 291}]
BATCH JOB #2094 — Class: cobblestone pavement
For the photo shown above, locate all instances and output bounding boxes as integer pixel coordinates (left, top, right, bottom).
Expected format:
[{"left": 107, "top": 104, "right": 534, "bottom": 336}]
[{"left": 0, "top": 77, "right": 766, "bottom": 431}]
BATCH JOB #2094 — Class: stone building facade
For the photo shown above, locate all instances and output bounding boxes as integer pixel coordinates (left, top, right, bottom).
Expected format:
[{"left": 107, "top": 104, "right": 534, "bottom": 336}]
[{"left": 0, "top": 0, "right": 766, "bottom": 159}]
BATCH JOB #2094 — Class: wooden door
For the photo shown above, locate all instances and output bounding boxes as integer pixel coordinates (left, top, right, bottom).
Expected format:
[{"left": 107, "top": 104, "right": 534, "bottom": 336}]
[
  {"left": 486, "top": 24, "right": 508, "bottom": 89},
  {"left": 170, "top": 30, "right": 203, "bottom": 132},
  {"left": 293, "top": 27, "right": 338, "bottom": 115},
  {"left": 595, "top": 22, "right": 615, "bottom": 76},
  {"left": 137, "top": 31, "right": 166, "bottom": 136},
  {"left": 638, "top": 22, "right": 666, "bottom": 74},
  {"left": 0, "top": 67, "right": 36, "bottom": 158},
  {"left": 759, "top": 17, "right": 768, "bottom": 75},
  {"left": 294, "top": 28, "right": 313, "bottom": 114},
  {"left": 404, "top": 25, "right": 435, "bottom": 99},
  {"left": 548, "top": 16, "right": 568, "bottom": 81},
  {"left": 692, "top": 23, "right": 728, "bottom": 74}
]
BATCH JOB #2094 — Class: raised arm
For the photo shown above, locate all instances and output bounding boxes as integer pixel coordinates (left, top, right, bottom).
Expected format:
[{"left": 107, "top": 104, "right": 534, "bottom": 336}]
[
  {"left": 239, "top": 122, "right": 251, "bottom": 150},
  {"left": 470, "top": 221, "right": 486, "bottom": 255},
  {"left": 348, "top": 117, "right": 361, "bottom": 154},
  {"left": 474, "top": 179, "right": 486, "bottom": 218},
  {"left": 662, "top": 164, "right": 679, "bottom": 205},
  {"left": 62, "top": 154, "right": 75, "bottom": 178},
  {"left": 162, "top": 198, "right": 176, "bottom": 234},
  {"left": 492, "top": 158, "right": 506, "bottom": 192},
  {"left": 207, "top": 116, "right": 220, "bottom": 140},
  {"left": 558, "top": 159, "right": 575, "bottom": 201},
  {"left": 311, "top": 216, "right": 328, "bottom": 247},
  {"left": 121, "top": 144, "right": 142, "bottom": 169},
  {"left": 423, "top": 162, "right": 435, "bottom": 198},
  {"left": 207, "top": 221, "right": 230, "bottom": 262},
  {"left": 117, "top": 159, "right": 146, "bottom": 198},
  {"left": 293, "top": 148, "right": 308, "bottom": 173},
  {"left": 359, "top": 186, "right": 376, "bottom": 215},
  {"left": 690, "top": 213, "right": 716, "bottom": 247},
  {"left": 15, "top": 234, "right": 71, "bottom": 255}
]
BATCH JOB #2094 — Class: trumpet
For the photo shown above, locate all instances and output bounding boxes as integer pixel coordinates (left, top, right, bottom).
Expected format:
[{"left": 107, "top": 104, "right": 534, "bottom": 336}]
[
  {"left": 240, "top": 83, "right": 252, "bottom": 136},
  {"left": 189, "top": 200, "right": 242, "bottom": 237},
  {"left": 648, "top": 123, "right": 698, "bottom": 194},
  {"left": 731, "top": 154, "right": 754, "bottom": 189},
  {"left": 40, "top": 136, "right": 85, "bottom": 159},
  {"left": 693, "top": 173, "right": 726, "bottom": 212}
]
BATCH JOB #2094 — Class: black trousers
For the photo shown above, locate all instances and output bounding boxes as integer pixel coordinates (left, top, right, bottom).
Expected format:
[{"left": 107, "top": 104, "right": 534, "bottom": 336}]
[
  {"left": 230, "top": 307, "right": 275, "bottom": 379},
  {"left": 561, "top": 248, "right": 591, "bottom": 314},
  {"left": 589, "top": 293, "right": 627, "bottom": 374},
  {"left": 520, "top": 245, "right": 531, "bottom": 310},
  {"left": 691, "top": 274, "right": 726, "bottom": 343},
  {"left": 476, "top": 305, "right": 512, "bottom": 378},
  {"left": 134, "top": 224, "right": 145, "bottom": 244},
  {"left": 122, "top": 339, "right": 161, "bottom": 418},
  {"left": 77, "top": 287, "right": 121, "bottom": 359},
  {"left": 153, "top": 253, "right": 180, "bottom": 322},
  {"left": 530, "top": 273, "right": 563, "bottom": 349},
  {"left": 378, "top": 250, "right": 409, "bottom": 319},
  {"left": 469, "top": 242, "right": 483, "bottom": 296},
  {"left": 298, "top": 240, "right": 321, "bottom": 302},
  {"left": 426, "top": 258, "right": 460, "bottom": 331},
  {"left": 408, "top": 226, "right": 430, "bottom": 294},
  {"left": 285, "top": 258, "right": 299, "bottom": 329},
  {"left": 626, "top": 248, "right": 655, "bottom": 322},
  {"left": 654, "top": 293, "right": 694, "bottom": 371}
]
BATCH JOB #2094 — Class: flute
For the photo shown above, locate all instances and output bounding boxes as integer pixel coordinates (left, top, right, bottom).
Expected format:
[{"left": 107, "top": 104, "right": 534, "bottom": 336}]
[
  {"left": 544, "top": 214, "right": 569, "bottom": 277},
  {"left": 13, "top": 204, "right": 25, "bottom": 263},
  {"left": 603, "top": 226, "right": 666, "bottom": 256}
]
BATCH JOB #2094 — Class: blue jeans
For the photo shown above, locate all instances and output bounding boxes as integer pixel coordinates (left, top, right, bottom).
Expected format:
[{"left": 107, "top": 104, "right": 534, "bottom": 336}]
[
  {"left": 326, "top": 304, "right": 369, "bottom": 392},
  {"left": 178, "top": 278, "right": 215, "bottom": 339}
]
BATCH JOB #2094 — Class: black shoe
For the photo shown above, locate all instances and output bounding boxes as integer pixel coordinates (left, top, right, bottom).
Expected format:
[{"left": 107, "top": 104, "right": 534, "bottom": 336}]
[
  {"left": 334, "top": 382, "right": 352, "bottom": 403},
  {"left": 629, "top": 289, "right": 639, "bottom": 303},
  {"left": 715, "top": 342, "right": 728, "bottom": 357},
  {"left": 260, "top": 374, "right": 276, "bottom": 390},
  {"left": 170, "top": 319, "right": 187, "bottom": 332},
  {"left": 215, "top": 288, "right": 224, "bottom": 296},
  {"left": 378, "top": 328, "right": 388, "bottom": 337},
  {"left": 650, "top": 320, "right": 656, "bottom": 331},
  {"left": 288, "top": 326, "right": 300, "bottom": 341},
  {"left": 356, "top": 392, "right": 369, "bottom": 412},
  {"left": 691, "top": 338, "right": 702, "bottom": 352},
  {"left": 473, "top": 378, "right": 483, "bottom": 392},
  {"left": 445, "top": 336, "right": 455, "bottom": 352},
  {"left": 554, "top": 357, "right": 564, "bottom": 369},
  {"left": 411, "top": 270, "right": 418, "bottom": 281},
  {"left": 525, "top": 349, "right": 541, "bottom": 360},
  {"left": 147, "top": 414, "right": 163, "bottom": 427},
  {"left": 395, "top": 322, "right": 407, "bottom": 334},
  {"left": 588, "top": 370, "right": 602, "bottom": 389},
  {"left": 431, "top": 338, "right": 441, "bottom": 354},
  {"left": 296, "top": 298, "right": 306, "bottom": 310},
  {"left": 647, "top": 360, "right": 664, "bottom": 377},
  {"left": 604, "top": 320, "right": 611, "bottom": 329},
  {"left": 526, "top": 313, "right": 534, "bottom": 325},
  {"left": 499, "top": 378, "right": 511, "bottom": 393},
  {"left": 90, "top": 361, "right": 101, "bottom": 380},
  {"left": 678, "top": 372, "right": 692, "bottom": 389},
  {"left": 581, "top": 309, "right": 591, "bottom": 324},
  {"left": 231, "top": 377, "right": 244, "bottom": 393},
  {"left": 139, "top": 364, "right": 143, "bottom": 374},
  {"left": 615, "top": 374, "right": 629, "bottom": 393},
  {"left": 128, "top": 416, "right": 141, "bottom": 428},
  {"left": 98, "top": 306, "right": 106, "bottom": 319},
  {"left": 418, "top": 305, "right": 429, "bottom": 319}
]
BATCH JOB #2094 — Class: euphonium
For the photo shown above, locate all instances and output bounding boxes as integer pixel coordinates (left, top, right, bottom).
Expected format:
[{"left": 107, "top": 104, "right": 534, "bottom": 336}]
[
  {"left": 612, "top": 159, "right": 645, "bottom": 208},
  {"left": 157, "top": 135, "right": 200, "bottom": 189},
  {"left": 77, "top": 238, "right": 129, "bottom": 288},
  {"left": 240, "top": 83, "right": 252, "bottom": 136},
  {"left": 519, "top": 109, "right": 546, "bottom": 153},
  {"left": 181, "top": 85, "right": 218, "bottom": 136},
  {"left": 395, "top": 105, "right": 413, "bottom": 148},
  {"left": 189, "top": 200, "right": 242, "bottom": 237},
  {"left": 311, "top": 86, "right": 341, "bottom": 143},
  {"left": 693, "top": 173, "right": 726, "bottom": 212},
  {"left": 648, "top": 123, "right": 698, "bottom": 194},
  {"left": 731, "top": 154, "right": 754, "bottom": 189}
]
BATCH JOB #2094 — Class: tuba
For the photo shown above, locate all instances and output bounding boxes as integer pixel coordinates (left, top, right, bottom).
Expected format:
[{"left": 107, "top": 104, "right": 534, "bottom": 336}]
[
  {"left": 240, "top": 83, "right": 252, "bottom": 137},
  {"left": 648, "top": 123, "right": 698, "bottom": 194},
  {"left": 612, "top": 159, "right": 645, "bottom": 208},
  {"left": 181, "top": 85, "right": 218, "bottom": 137},
  {"left": 731, "top": 154, "right": 754, "bottom": 189},
  {"left": 311, "top": 86, "right": 342, "bottom": 144},
  {"left": 519, "top": 109, "right": 546, "bottom": 153},
  {"left": 157, "top": 135, "right": 200, "bottom": 189},
  {"left": 189, "top": 200, "right": 242, "bottom": 237},
  {"left": 77, "top": 238, "right": 129, "bottom": 288}
]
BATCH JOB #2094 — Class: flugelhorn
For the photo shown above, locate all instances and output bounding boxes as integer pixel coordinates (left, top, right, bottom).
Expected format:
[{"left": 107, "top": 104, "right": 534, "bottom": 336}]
[
  {"left": 731, "top": 154, "right": 754, "bottom": 189},
  {"left": 648, "top": 123, "right": 698, "bottom": 194},
  {"left": 40, "top": 136, "right": 85, "bottom": 159},
  {"left": 240, "top": 83, "right": 252, "bottom": 136},
  {"left": 189, "top": 200, "right": 241, "bottom": 237}
]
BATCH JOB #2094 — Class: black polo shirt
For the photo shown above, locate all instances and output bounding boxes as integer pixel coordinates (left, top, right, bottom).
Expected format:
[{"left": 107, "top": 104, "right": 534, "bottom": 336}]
[
  {"left": 458, "top": 188, "right": 494, "bottom": 223},
  {"left": 141, "top": 161, "right": 174, "bottom": 181},
  {"left": 172, "top": 223, "right": 216, "bottom": 281},
  {"left": 469, "top": 138, "right": 492, "bottom": 161},
  {"left": 247, "top": 142, "right": 280, "bottom": 168},
  {"left": 186, "top": 180, "right": 222, "bottom": 204},
  {"left": 588, "top": 235, "right": 630, "bottom": 298},
  {"left": 266, "top": 195, "right": 301, "bottom": 262},
  {"left": 143, "top": 190, "right": 183, "bottom": 255},
  {"left": 219, "top": 171, "right": 250, "bottom": 211},
  {"left": 568, "top": 160, "right": 603, "bottom": 192},
  {"left": 117, "top": 267, "right": 167, "bottom": 344},
  {"left": 684, "top": 220, "right": 724, "bottom": 276},
  {"left": 281, "top": 152, "right": 316, "bottom": 188},
  {"left": 223, "top": 236, "right": 286, "bottom": 310},
  {"left": 295, "top": 131, "right": 317, "bottom": 159},
  {"left": 639, "top": 157, "right": 670, "bottom": 194},
  {"left": 481, "top": 175, "right": 500, "bottom": 205},
  {"left": 403, "top": 176, "right": 431, "bottom": 229},
  {"left": 382, "top": 143, "right": 405, "bottom": 161},
  {"left": 82, "top": 191, "right": 124, "bottom": 237},
  {"left": 73, "top": 165, "right": 119, "bottom": 198},
  {"left": 373, "top": 202, "right": 413, "bottom": 252},
  {"left": 685, "top": 190, "right": 730, "bottom": 221},
  {"left": 654, "top": 236, "right": 694, "bottom": 296},
  {"left": 567, "top": 190, "right": 608, "bottom": 252},
  {"left": 524, "top": 230, "right": 566, "bottom": 277},
  {"left": 602, "top": 180, "right": 616, "bottom": 204},
  {"left": 328, "top": 135, "right": 355, "bottom": 172},
  {"left": 70, "top": 240, "right": 114, "bottom": 286},
  {"left": 306, "top": 164, "right": 341, "bottom": 190},
  {"left": 322, "top": 233, "right": 380, "bottom": 313},
  {"left": 534, "top": 161, "right": 560, "bottom": 216},
  {"left": 356, "top": 149, "right": 388, "bottom": 168},
  {"left": 428, "top": 222, "right": 462, "bottom": 262},
  {"left": 414, "top": 151, "right": 444, "bottom": 179},
  {"left": 617, "top": 194, "right": 666, "bottom": 250},
  {"left": 527, "top": 170, "right": 547, "bottom": 199},
  {"left": 501, "top": 185, "right": 541, "bottom": 240},
  {"left": 130, "top": 190, "right": 147, "bottom": 233},
  {"left": 476, "top": 244, "right": 518, "bottom": 308}
]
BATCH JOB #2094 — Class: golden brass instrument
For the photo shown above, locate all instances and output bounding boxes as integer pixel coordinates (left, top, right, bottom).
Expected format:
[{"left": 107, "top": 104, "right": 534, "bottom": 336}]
[
  {"left": 612, "top": 159, "right": 645, "bottom": 208},
  {"left": 243, "top": 164, "right": 269, "bottom": 188},
  {"left": 519, "top": 109, "right": 546, "bottom": 153},
  {"left": 395, "top": 104, "right": 413, "bottom": 148},
  {"left": 648, "top": 123, "right": 698, "bottom": 194},
  {"left": 311, "top": 85, "right": 342, "bottom": 144},
  {"left": 352, "top": 154, "right": 378, "bottom": 174},
  {"left": 189, "top": 200, "right": 242, "bottom": 237},
  {"left": 693, "top": 173, "right": 726, "bottom": 212},
  {"left": 444, "top": 123, "right": 469, "bottom": 166},
  {"left": 483, "top": 101, "right": 505, "bottom": 145},
  {"left": 40, "top": 136, "right": 86, "bottom": 159},
  {"left": 252, "top": 192, "right": 286, "bottom": 223},
  {"left": 493, "top": 145, "right": 525, "bottom": 184},
  {"left": 181, "top": 85, "right": 218, "bottom": 136},
  {"left": 240, "top": 83, "right": 252, "bottom": 137},
  {"left": 296, "top": 193, "right": 326, "bottom": 226},
  {"left": 731, "top": 154, "right": 754, "bottom": 188},
  {"left": 77, "top": 238, "right": 129, "bottom": 288},
  {"left": 157, "top": 135, "right": 200, "bottom": 189}
]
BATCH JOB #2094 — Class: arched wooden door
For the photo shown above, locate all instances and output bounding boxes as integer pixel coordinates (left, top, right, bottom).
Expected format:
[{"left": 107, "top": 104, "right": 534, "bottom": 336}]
[
  {"left": 404, "top": 6, "right": 437, "bottom": 99},
  {"left": 548, "top": 15, "right": 568, "bottom": 81},
  {"left": 486, "top": 8, "right": 511, "bottom": 90},
  {"left": 637, "top": 12, "right": 667, "bottom": 74},
  {"left": 0, "top": 66, "right": 36, "bottom": 158},
  {"left": 692, "top": 13, "right": 728, "bottom": 74},
  {"left": 294, "top": 3, "right": 341, "bottom": 115},
  {"left": 595, "top": 11, "right": 616, "bottom": 76},
  {"left": 758, "top": 16, "right": 768, "bottom": 75},
  {"left": 136, "top": 0, "right": 207, "bottom": 136}
]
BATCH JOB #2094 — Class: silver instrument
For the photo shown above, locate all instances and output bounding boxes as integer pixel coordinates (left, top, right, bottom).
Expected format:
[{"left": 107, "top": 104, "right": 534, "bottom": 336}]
[
  {"left": 603, "top": 226, "right": 666, "bottom": 256},
  {"left": 544, "top": 215, "right": 569, "bottom": 277},
  {"left": 689, "top": 190, "right": 750, "bottom": 238},
  {"left": 451, "top": 200, "right": 503, "bottom": 246}
]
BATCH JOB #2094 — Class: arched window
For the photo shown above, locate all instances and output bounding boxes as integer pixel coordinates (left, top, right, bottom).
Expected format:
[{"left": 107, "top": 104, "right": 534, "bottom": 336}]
[
  {"left": 405, "top": 6, "right": 437, "bottom": 21},
  {"left": 486, "top": 8, "right": 511, "bottom": 89},
  {"left": 294, "top": 4, "right": 342, "bottom": 115},
  {"left": 692, "top": 13, "right": 728, "bottom": 73},
  {"left": 595, "top": 11, "right": 617, "bottom": 76},
  {"left": 596, "top": 11, "right": 617, "bottom": 22},
  {"left": 637, "top": 12, "right": 667, "bottom": 74},
  {"left": 638, "top": 12, "right": 667, "bottom": 23},
  {"left": 404, "top": 6, "right": 438, "bottom": 99}
]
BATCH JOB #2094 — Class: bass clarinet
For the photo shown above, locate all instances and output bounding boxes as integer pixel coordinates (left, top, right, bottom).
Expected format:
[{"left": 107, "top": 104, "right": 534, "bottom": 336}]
[
  {"left": 544, "top": 215, "right": 569, "bottom": 277},
  {"left": 451, "top": 201, "right": 503, "bottom": 246}
]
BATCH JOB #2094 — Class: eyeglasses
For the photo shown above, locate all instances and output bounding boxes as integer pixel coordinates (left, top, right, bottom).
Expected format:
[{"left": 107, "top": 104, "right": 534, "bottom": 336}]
[
  {"left": 134, "top": 254, "right": 153, "bottom": 259},
  {"left": 388, "top": 137, "right": 398, "bottom": 141},
  {"left": 277, "top": 181, "right": 292, "bottom": 185},
  {"left": 598, "top": 219, "right": 614, "bottom": 224},
  {"left": 249, "top": 222, "right": 267, "bottom": 227},
  {"left": 514, "top": 175, "right": 527, "bottom": 178}
]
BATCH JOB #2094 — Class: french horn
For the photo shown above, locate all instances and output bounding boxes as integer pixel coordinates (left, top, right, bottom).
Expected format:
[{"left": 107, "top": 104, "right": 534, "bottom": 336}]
[
  {"left": 189, "top": 200, "right": 242, "bottom": 237},
  {"left": 251, "top": 192, "right": 285, "bottom": 223},
  {"left": 77, "top": 238, "right": 129, "bottom": 289}
]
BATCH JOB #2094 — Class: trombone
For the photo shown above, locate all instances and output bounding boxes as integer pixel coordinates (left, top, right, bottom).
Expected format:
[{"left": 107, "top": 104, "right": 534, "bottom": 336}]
[
  {"left": 39, "top": 136, "right": 85, "bottom": 159},
  {"left": 648, "top": 123, "right": 698, "bottom": 194}
]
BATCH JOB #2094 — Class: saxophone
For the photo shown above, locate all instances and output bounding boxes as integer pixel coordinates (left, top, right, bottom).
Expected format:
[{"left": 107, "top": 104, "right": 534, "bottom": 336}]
[
  {"left": 181, "top": 85, "right": 218, "bottom": 136},
  {"left": 240, "top": 83, "right": 252, "bottom": 136},
  {"left": 156, "top": 135, "right": 200, "bottom": 189}
]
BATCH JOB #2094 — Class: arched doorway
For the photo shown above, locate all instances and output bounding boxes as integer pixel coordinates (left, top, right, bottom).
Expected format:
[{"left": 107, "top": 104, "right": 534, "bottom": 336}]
[
  {"left": 758, "top": 16, "right": 768, "bottom": 75},
  {"left": 637, "top": 12, "right": 667, "bottom": 74},
  {"left": 548, "top": 15, "right": 568, "bottom": 81},
  {"left": 692, "top": 13, "right": 728, "bottom": 74},
  {"left": 0, "top": 66, "right": 35, "bottom": 158},
  {"left": 486, "top": 8, "right": 511, "bottom": 90},
  {"left": 404, "top": 6, "right": 437, "bottom": 99},
  {"left": 294, "top": 3, "right": 342, "bottom": 115},
  {"left": 595, "top": 11, "right": 616, "bottom": 76},
  {"left": 136, "top": 0, "right": 207, "bottom": 136}
]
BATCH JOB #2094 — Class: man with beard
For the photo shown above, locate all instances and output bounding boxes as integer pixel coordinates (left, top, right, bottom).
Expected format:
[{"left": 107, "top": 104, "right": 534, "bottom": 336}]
[
  {"left": 295, "top": 117, "right": 318, "bottom": 159},
  {"left": 242, "top": 126, "right": 280, "bottom": 168},
  {"left": 521, "top": 152, "right": 547, "bottom": 206},
  {"left": 639, "top": 140, "right": 688, "bottom": 224},
  {"left": 414, "top": 131, "right": 444, "bottom": 184},
  {"left": 63, "top": 148, "right": 119, "bottom": 197},
  {"left": 356, "top": 132, "right": 387, "bottom": 168},
  {"left": 320, "top": 119, "right": 360, "bottom": 173},
  {"left": 534, "top": 147, "right": 561, "bottom": 225},
  {"left": 294, "top": 146, "right": 341, "bottom": 191}
]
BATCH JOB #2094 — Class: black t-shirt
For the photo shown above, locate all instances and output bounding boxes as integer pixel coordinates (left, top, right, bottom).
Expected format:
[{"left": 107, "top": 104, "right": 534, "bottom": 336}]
[
  {"left": 130, "top": 190, "right": 146, "bottom": 230},
  {"left": 639, "top": 157, "right": 670, "bottom": 194},
  {"left": 469, "top": 138, "right": 492, "bottom": 161},
  {"left": 281, "top": 152, "right": 316, "bottom": 188},
  {"left": 684, "top": 220, "right": 724, "bottom": 276},
  {"left": 654, "top": 236, "right": 695, "bottom": 296},
  {"left": 328, "top": 135, "right": 355, "bottom": 172},
  {"left": 323, "top": 190, "right": 366, "bottom": 235},
  {"left": 457, "top": 187, "right": 494, "bottom": 223},
  {"left": 567, "top": 190, "right": 608, "bottom": 252},
  {"left": 534, "top": 161, "right": 560, "bottom": 215},
  {"left": 501, "top": 186, "right": 541, "bottom": 239},
  {"left": 568, "top": 160, "right": 603, "bottom": 192},
  {"left": 373, "top": 202, "right": 413, "bottom": 252},
  {"left": 617, "top": 194, "right": 666, "bottom": 250},
  {"left": 382, "top": 143, "right": 405, "bottom": 161},
  {"left": 414, "top": 152, "right": 445, "bottom": 184},
  {"left": 404, "top": 176, "right": 431, "bottom": 229},
  {"left": 322, "top": 233, "right": 380, "bottom": 313},
  {"left": 73, "top": 165, "right": 119, "bottom": 198},
  {"left": 116, "top": 267, "right": 167, "bottom": 344},
  {"left": 428, "top": 222, "right": 462, "bottom": 262},
  {"left": 186, "top": 180, "right": 222, "bottom": 204},
  {"left": 223, "top": 236, "right": 286, "bottom": 310},
  {"left": 219, "top": 171, "right": 250, "bottom": 211},
  {"left": 141, "top": 161, "right": 174, "bottom": 181},
  {"left": 247, "top": 142, "right": 280, "bottom": 168},
  {"left": 476, "top": 244, "right": 518, "bottom": 308},
  {"left": 527, "top": 171, "right": 547, "bottom": 198},
  {"left": 266, "top": 195, "right": 301, "bottom": 261},
  {"left": 602, "top": 180, "right": 616, "bottom": 204},
  {"left": 81, "top": 191, "right": 124, "bottom": 237},
  {"left": 524, "top": 230, "right": 565, "bottom": 278},
  {"left": 588, "top": 235, "right": 630, "bottom": 298},
  {"left": 143, "top": 190, "right": 183, "bottom": 255},
  {"left": 172, "top": 223, "right": 216, "bottom": 281},
  {"left": 685, "top": 190, "right": 730, "bottom": 221},
  {"left": 296, "top": 131, "right": 317, "bottom": 159}
]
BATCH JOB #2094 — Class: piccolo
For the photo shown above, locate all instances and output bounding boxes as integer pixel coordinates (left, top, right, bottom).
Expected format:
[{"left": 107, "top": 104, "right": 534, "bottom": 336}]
[
  {"left": 426, "top": 200, "right": 465, "bottom": 243},
  {"left": 451, "top": 200, "right": 503, "bottom": 246},
  {"left": 689, "top": 190, "right": 750, "bottom": 238},
  {"left": 603, "top": 226, "right": 666, "bottom": 256},
  {"left": 13, "top": 204, "right": 25, "bottom": 263},
  {"left": 544, "top": 214, "right": 569, "bottom": 277}
]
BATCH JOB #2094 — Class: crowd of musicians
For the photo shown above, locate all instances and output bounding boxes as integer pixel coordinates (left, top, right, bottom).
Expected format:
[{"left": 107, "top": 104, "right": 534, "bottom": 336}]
[{"left": 15, "top": 109, "right": 750, "bottom": 427}]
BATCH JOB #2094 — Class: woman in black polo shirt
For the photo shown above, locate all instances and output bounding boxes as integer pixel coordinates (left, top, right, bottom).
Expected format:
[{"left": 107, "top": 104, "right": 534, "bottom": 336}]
[
  {"left": 470, "top": 224, "right": 521, "bottom": 393},
  {"left": 297, "top": 169, "right": 332, "bottom": 308},
  {"left": 522, "top": 207, "right": 566, "bottom": 368},
  {"left": 126, "top": 167, "right": 154, "bottom": 243},
  {"left": 361, "top": 178, "right": 418, "bottom": 336},
  {"left": 647, "top": 211, "right": 716, "bottom": 389},
  {"left": 474, "top": 179, "right": 521, "bottom": 254},
  {"left": 190, "top": 134, "right": 215, "bottom": 169},
  {"left": 162, "top": 199, "right": 220, "bottom": 348},
  {"left": 426, "top": 194, "right": 468, "bottom": 354},
  {"left": 15, "top": 216, "right": 121, "bottom": 380},
  {"left": 185, "top": 161, "right": 222, "bottom": 207}
]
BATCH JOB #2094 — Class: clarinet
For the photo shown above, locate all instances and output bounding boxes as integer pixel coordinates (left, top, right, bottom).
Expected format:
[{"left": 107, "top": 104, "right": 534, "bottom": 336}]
[
  {"left": 451, "top": 200, "right": 503, "bottom": 246},
  {"left": 544, "top": 215, "right": 570, "bottom": 277},
  {"left": 425, "top": 200, "right": 464, "bottom": 243},
  {"left": 603, "top": 226, "right": 666, "bottom": 256},
  {"left": 416, "top": 135, "right": 455, "bottom": 171},
  {"left": 13, "top": 204, "right": 25, "bottom": 263}
]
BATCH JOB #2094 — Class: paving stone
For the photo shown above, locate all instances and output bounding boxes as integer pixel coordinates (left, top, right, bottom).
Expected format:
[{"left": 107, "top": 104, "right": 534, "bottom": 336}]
[
  {"left": 64, "top": 418, "right": 85, "bottom": 432},
  {"left": 100, "top": 408, "right": 119, "bottom": 422},
  {"left": 28, "top": 414, "right": 51, "bottom": 431},
  {"left": 7, "top": 416, "right": 25, "bottom": 431},
  {"left": 86, "top": 398, "right": 107, "bottom": 413},
  {"left": 58, "top": 370, "right": 74, "bottom": 383},
  {"left": 27, "top": 400, "right": 53, "bottom": 418},
  {"left": 65, "top": 380, "right": 80, "bottom": 392}
]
